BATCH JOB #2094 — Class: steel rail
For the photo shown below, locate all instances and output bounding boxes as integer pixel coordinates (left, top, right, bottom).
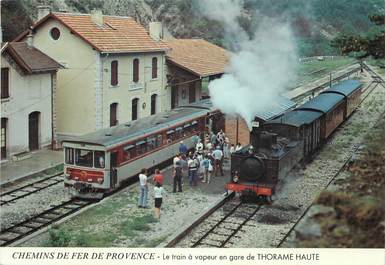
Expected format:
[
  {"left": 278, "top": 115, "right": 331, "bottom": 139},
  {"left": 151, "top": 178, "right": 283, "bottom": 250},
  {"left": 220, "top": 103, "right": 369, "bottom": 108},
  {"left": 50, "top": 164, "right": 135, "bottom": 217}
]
[
  {"left": 0, "top": 173, "right": 64, "bottom": 206},
  {"left": 0, "top": 199, "right": 94, "bottom": 246}
]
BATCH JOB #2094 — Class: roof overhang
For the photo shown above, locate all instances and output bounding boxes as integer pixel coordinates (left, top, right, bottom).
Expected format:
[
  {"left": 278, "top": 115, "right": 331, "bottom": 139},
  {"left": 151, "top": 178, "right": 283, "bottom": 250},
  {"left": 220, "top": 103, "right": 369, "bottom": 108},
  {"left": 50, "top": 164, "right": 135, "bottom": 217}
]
[{"left": 166, "top": 57, "right": 225, "bottom": 78}]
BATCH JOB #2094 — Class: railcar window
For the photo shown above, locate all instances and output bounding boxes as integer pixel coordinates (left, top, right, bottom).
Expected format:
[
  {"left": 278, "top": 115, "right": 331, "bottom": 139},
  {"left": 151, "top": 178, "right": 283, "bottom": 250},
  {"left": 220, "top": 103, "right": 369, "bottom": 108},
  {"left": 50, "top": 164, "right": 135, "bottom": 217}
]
[
  {"left": 175, "top": 127, "right": 183, "bottom": 139},
  {"left": 191, "top": 120, "right": 198, "bottom": 132},
  {"left": 65, "top": 148, "right": 74, "bottom": 164},
  {"left": 136, "top": 141, "right": 146, "bottom": 155},
  {"left": 166, "top": 130, "right": 174, "bottom": 143},
  {"left": 75, "top": 149, "right": 93, "bottom": 167},
  {"left": 147, "top": 136, "right": 156, "bottom": 152},
  {"left": 156, "top": 135, "right": 163, "bottom": 147},
  {"left": 94, "top": 151, "right": 105, "bottom": 168},
  {"left": 123, "top": 145, "right": 135, "bottom": 161}
]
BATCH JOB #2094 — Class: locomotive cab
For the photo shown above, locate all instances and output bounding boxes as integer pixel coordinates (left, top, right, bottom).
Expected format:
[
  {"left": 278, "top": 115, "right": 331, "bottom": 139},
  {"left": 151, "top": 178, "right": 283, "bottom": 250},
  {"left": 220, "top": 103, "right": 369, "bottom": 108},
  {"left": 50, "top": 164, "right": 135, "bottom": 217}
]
[{"left": 63, "top": 142, "right": 110, "bottom": 199}]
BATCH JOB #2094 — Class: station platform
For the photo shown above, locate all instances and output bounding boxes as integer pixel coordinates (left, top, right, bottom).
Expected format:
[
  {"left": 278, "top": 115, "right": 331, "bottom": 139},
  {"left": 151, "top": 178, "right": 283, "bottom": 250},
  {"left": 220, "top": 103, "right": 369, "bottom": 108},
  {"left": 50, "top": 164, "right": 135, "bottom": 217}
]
[
  {"left": 156, "top": 158, "right": 232, "bottom": 195},
  {"left": 0, "top": 149, "right": 63, "bottom": 187}
]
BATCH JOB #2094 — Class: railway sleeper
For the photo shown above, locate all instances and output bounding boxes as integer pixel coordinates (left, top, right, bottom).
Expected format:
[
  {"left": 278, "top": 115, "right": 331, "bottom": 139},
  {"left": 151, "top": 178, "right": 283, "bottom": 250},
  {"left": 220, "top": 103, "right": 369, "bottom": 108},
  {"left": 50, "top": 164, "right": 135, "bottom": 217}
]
[
  {"left": 21, "top": 187, "right": 40, "bottom": 192},
  {"left": 42, "top": 213, "right": 60, "bottom": 220},
  {"left": 33, "top": 217, "right": 52, "bottom": 224},
  {"left": 205, "top": 235, "right": 228, "bottom": 243},
  {"left": 72, "top": 200, "right": 90, "bottom": 205},
  {"left": 10, "top": 226, "right": 32, "bottom": 234},
  {"left": 0, "top": 232, "right": 20, "bottom": 241},
  {"left": 22, "top": 222, "right": 43, "bottom": 229},
  {"left": 222, "top": 219, "right": 244, "bottom": 225},
  {"left": 218, "top": 223, "right": 238, "bottom": 229},
  {"left": 62, "top": 204, "right": 82, "bottom": 210},
  {"left": 207, "top": 231, "right": 231, "bottom": 238}
]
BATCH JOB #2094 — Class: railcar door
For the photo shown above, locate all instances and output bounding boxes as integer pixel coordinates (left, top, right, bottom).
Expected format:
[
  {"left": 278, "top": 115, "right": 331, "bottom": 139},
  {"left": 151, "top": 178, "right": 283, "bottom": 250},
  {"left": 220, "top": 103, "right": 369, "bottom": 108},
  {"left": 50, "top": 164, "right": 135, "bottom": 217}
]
[{"left": 110, "top": 152, "right": 118, "bottom": 189}]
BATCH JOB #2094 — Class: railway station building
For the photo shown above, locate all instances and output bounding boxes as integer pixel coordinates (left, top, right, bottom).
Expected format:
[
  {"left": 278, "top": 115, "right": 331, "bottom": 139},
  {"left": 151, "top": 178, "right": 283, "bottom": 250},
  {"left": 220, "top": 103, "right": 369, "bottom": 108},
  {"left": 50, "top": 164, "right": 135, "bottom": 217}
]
[
  {"left": 14, "top": 9, "right": 169, "bottom": 143},
  {"left": 0, "top": 41, "right": 62, "bottom": 161},
  {"left": 13, "top": 8, "right": 231, "bottom": 145}
]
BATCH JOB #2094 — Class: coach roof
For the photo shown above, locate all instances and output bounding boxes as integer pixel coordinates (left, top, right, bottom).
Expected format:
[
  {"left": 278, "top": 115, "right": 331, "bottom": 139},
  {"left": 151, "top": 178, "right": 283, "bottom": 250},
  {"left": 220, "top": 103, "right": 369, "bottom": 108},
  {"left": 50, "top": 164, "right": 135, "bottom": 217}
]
[
  {"left": 296, "top": 93, "right": 345, "bottom": 113},
  {"left": 62, "top": 107, "right": 208, "bottom": 148},
  {"left": 321, "top": 79, "right": 362, "bottom": 97},
  {"left": 265, "top": 110, "right": 323, "bottom": 127}
]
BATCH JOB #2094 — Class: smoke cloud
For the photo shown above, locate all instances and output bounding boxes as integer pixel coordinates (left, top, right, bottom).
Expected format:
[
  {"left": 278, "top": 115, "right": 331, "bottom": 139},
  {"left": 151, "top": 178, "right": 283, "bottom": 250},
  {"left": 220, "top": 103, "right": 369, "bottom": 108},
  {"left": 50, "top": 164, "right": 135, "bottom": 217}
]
[{"left": 196, "top": 0, "right": 298, "bottom": 129}]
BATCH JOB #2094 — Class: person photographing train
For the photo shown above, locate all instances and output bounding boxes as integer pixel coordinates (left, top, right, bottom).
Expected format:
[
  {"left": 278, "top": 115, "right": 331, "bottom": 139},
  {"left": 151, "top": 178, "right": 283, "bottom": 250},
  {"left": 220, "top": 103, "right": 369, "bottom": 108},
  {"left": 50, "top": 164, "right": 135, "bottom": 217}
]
[{"left": 138, "top": 168, "right": 148, "bottom": 208}]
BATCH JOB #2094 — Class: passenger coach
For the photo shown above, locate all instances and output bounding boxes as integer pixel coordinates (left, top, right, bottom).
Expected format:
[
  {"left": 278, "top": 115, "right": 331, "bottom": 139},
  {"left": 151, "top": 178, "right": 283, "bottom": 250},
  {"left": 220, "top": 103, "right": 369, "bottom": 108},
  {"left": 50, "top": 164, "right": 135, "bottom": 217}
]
[{"left": 63, "top": 102, "right": 222, "bottom": 199}]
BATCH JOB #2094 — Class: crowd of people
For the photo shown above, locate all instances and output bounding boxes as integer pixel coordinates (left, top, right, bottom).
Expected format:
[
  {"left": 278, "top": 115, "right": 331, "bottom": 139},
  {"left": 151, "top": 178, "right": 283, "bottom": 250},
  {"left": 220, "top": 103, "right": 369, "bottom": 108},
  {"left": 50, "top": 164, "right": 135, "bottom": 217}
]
[{"left": 137, "top": 130, "right": 243, "bottom": 219}]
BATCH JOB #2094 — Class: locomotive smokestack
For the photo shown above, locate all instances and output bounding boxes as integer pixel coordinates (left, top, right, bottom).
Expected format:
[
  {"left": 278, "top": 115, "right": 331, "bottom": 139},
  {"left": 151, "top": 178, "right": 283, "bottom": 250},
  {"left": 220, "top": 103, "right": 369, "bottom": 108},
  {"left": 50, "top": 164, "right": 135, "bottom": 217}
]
[{"left": 250, "top": 121, "right": 261, "bottom": 149}]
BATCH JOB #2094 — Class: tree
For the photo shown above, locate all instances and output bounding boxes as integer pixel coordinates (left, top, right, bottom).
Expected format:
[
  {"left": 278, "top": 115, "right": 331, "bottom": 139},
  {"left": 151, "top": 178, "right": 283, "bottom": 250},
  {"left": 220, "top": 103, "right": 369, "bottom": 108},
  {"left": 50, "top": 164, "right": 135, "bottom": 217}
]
[{"left": 331, "top": 14, "right": 385, "bottom": 59}]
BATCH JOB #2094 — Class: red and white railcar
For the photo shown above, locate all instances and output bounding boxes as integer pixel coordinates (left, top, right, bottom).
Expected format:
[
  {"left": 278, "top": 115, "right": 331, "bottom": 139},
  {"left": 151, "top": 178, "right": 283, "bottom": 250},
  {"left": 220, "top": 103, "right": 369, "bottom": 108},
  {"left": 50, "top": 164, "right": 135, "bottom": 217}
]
[{"left": 62, "top": 102, "right": 222, "bottom": 199}]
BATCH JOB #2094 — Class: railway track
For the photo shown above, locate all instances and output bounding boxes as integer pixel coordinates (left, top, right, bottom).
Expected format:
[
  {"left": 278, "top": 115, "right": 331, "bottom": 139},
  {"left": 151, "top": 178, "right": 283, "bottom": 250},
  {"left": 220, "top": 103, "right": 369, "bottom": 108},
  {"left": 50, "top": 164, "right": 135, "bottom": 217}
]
[
  {"left": 190, "top": 200, "right": 261, "bottom": 248},
  {"left": 0, "top": 199, "right": 94, "bottom": 246},
  {"left": 168, "top": 194, "right": 265, "bottom": 248},
  {"left": 0, "top": 173, "right": 64, "bottom": 206},
  {"left": 293, "top": 65, "right": 362, "bottom": 103}
]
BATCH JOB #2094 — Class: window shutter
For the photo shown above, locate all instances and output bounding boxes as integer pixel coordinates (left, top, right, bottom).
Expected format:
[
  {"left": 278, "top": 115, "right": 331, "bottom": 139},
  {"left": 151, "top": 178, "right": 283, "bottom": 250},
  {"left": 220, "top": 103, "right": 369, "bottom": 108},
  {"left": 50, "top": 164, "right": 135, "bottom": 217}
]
[
  {"left": 132, "top": 98, "right": 139, "bottom": 120},
  {"left": 111, "top": 61, "right": 118, "bottom": 86},
  {"left": 152, "top": 57, "right": 157, "bottom": 79},
  {"left": 1, "top": 68, "right": 9, "bottom": 99},
  {"left": 151, "top": 94, "right": 157, "bottom": 115},
  {"left": 133, "top": 59, "right": 139, "bottom": 83}
]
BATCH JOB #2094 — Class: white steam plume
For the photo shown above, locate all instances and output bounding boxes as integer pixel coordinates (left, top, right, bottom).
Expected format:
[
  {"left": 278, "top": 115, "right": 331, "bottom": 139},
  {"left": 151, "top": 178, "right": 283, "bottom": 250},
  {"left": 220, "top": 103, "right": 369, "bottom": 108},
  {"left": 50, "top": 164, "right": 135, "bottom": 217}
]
[{"left": 197, "top": 0, "right": 298, "bottom": 130}]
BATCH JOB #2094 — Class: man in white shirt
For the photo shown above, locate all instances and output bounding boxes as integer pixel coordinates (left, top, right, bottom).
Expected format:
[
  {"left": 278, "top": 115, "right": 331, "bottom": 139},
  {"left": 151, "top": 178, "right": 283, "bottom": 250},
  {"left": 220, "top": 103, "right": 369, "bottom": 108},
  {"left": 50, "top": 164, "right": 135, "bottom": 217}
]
[
  {"left": 212, "top": 146, "right": 224, "bottom": 177},
  {"left": 138, "top": 168, "right": 148, "bottom": 208},
  {"left": 173, "top": 154, "right": 181, "bottom": 169},
  {"left": 196, "top": 139, "right": 204, "bottom": 154}
]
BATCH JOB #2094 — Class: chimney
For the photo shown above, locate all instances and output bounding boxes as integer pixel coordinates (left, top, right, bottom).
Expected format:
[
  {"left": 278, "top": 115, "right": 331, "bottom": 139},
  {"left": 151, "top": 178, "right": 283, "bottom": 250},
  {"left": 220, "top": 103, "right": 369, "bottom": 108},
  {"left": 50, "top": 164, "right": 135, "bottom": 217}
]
[
  {"left": 27, "top": 32, "right": 34, "bottom": 48},
  {"left": 91, "top": 9, "right": 104, "bottom": 27},
  {"left": 37, "top": 5, "right": 50, "bottom": 21},
  {"left": 149, "top": 22, "right": 163, "bottom": 41}
]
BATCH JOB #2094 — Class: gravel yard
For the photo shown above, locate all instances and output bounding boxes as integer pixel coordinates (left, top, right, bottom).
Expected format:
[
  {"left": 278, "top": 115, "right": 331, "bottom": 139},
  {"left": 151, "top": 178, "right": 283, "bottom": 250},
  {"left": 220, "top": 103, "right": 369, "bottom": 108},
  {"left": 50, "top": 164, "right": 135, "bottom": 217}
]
[
  {"left": 1, "top": 177, "right": 69, "bottom": 231},
  {"left": 18, "top": 163, "right": 230, "bottom": 247}
]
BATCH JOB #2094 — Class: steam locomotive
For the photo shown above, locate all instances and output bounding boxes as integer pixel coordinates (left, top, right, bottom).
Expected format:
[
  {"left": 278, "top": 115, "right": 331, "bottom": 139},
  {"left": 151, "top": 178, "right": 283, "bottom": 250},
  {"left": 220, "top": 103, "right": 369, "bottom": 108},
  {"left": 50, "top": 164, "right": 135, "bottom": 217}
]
[{"left": 226, "top": 80, "right": 363, "bottom": 200}]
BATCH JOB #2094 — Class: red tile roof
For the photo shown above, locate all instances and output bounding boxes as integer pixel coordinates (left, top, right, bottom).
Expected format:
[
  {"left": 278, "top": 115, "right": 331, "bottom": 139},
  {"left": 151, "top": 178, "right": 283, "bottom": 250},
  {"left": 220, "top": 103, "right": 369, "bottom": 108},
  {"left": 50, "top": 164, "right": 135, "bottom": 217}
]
[
  {"left": 165, "top": 39, "right": 230, "bottom": 77},
  {"left": 15, "top": 12, "right": 169, "bottom": 53},
  {"left": 2, "top": 42, "right": 63, "bottom": 74}
]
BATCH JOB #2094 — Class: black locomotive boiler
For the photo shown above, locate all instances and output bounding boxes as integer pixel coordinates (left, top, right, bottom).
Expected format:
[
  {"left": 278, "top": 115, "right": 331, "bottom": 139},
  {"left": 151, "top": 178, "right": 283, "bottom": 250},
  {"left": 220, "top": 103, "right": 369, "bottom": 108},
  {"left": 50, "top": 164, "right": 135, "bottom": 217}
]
[{"left": 226, "top": 79, "right": 363, "bottom": 199}]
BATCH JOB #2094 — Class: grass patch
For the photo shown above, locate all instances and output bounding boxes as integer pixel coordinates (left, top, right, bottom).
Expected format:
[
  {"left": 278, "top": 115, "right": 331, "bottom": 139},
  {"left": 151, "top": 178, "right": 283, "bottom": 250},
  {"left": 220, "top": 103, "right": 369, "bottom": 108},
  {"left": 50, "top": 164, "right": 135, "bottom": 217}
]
[
  {"left": 120, "top": 214, "right": 157, "bottom": 237},
  {"left": 44, "top": 226, "right": 71, "bottom": 247},
  {"left": 72, "top": 230, "right": 117, "bottom": 247},
  {"left": 294, "top": 57, "right": 356, "bottom": 87}
]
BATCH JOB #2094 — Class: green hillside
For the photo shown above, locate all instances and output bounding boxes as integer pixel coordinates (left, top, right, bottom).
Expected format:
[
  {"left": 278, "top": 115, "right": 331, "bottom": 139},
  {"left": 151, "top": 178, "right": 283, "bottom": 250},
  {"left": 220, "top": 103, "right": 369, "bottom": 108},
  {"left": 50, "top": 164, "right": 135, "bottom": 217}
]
[{"left": 2, "top": 0, "right": 384, "bottom": 57}]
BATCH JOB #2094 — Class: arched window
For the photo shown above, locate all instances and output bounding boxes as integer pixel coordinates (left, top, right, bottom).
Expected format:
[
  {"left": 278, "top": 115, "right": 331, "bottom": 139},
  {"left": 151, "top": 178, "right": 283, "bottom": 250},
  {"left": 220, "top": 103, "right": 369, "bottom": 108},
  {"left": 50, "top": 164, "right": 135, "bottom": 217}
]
[
  {"left": 110, "top": 103, "right": 118, "bottom": 127},
  {"left": 152, "top": 57, "right": 158, "bottom": 79},
  {"left": 133, "top": 58, "right": 139, "bottom": 83},
  {"left": 28, "top": 111, "right": 40, "bottom": 151},
  {"left": 132, "top": 98, "right": 139, "bottom": 121},
  {"left": 111, "top": 60, "right": 118, "bottom": 86},
  {"left": 151, "top": 94, "right": 157, "bottom": 115}
]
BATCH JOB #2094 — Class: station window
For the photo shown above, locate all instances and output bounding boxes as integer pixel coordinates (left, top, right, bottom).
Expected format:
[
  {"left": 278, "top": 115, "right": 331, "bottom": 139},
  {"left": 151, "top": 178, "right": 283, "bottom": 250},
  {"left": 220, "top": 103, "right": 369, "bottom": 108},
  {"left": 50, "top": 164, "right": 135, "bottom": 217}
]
[
  {"left": 65, "top": 147, "right": 74, "bottom": 164},
  {"left": 94, "top": 151, "right": 105, "bottom": 168},
  {"left": 75, "top": 149, "right": 93, "bottom": 167}
]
